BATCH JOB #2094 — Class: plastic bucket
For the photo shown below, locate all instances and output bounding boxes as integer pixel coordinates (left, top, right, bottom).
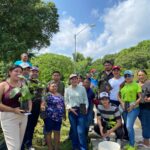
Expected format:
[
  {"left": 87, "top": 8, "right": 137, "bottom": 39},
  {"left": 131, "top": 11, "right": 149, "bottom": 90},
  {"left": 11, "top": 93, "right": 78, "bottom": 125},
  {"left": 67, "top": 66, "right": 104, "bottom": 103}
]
[{"left": 98, "top": 141, "right": 120, "bottom": 150}]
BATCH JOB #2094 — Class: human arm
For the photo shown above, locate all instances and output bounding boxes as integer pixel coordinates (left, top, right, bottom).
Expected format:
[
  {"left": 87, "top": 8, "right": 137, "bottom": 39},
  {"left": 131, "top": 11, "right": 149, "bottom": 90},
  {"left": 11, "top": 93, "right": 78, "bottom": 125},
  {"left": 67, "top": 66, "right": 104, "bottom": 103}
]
[
  {"left": 104, "top": 119, "right": 122, "bottom": 137},
  {"left": 97, "top": 116, "right": 105, "bottom": 137},
  {"left": 0, "top": 82, "right": 24, "bottom": 114}
]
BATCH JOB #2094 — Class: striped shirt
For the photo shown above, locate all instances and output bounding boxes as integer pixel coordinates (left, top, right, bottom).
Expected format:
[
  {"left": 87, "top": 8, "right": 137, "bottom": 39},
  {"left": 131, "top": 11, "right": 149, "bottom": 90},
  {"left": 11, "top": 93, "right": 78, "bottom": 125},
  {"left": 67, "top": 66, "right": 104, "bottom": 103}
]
[{"left": 97, "top": 103, "right": 121, "bottom": 127}]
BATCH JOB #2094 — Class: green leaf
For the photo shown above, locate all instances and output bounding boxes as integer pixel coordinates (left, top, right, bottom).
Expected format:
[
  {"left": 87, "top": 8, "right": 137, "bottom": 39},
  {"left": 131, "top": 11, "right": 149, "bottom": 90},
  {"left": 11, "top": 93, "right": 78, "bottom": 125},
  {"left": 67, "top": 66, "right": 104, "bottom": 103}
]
[{"left": 9, "top": 87, "right": 21, "bottom": 99}]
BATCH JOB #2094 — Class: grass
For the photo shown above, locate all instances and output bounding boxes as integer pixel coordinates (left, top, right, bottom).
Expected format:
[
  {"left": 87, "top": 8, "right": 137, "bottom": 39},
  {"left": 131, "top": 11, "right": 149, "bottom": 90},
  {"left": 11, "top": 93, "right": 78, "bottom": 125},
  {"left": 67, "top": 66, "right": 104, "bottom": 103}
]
[{"left": 32, "top": 118, "right": 71, "bottom": 150}]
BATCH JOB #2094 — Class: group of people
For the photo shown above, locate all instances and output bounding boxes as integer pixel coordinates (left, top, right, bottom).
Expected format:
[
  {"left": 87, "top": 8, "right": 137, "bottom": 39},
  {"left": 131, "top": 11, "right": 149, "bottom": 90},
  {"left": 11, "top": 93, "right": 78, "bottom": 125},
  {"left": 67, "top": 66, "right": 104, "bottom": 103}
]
[{"left": 0, "top": 54, "right": 149, "bottom": 150}]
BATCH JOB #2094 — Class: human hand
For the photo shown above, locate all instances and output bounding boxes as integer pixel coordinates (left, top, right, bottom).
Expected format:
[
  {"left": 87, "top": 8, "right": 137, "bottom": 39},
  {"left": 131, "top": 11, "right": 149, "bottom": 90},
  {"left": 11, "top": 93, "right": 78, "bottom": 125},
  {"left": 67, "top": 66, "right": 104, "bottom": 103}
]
[
  {"left": 69, "top": 108, "right": 78, "bottom": 116},
  {"left": 127, "top": 104, "right": 135, "bottom": 112},
  {"left": 13, "top": 107, "right": 25, "bottom": 115}
]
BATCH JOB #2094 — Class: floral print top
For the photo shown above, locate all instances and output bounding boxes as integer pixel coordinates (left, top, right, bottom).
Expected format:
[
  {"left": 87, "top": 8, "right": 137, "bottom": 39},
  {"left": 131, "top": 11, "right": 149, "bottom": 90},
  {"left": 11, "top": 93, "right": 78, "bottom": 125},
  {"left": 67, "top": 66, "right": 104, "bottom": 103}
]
[{"left": 45, "top": 92, "right": 64, "bottom": 122}]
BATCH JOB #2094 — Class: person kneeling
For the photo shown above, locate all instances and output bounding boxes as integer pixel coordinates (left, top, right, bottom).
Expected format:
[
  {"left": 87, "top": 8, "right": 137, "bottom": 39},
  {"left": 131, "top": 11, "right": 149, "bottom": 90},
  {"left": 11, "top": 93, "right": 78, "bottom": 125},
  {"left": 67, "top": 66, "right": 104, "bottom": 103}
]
[{"left": 94, "top": 92, "right": 124, "bottom": 144}]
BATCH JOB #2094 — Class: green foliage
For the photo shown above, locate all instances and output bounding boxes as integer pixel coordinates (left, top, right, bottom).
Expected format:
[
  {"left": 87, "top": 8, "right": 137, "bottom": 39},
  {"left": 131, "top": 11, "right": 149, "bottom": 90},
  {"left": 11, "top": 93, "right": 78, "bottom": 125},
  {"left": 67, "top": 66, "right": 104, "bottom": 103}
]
[
  {"left": 31, "top": 53, "right": 74, "bottom": 82},
  {"left": 10, "top": 84, "right": 32, "bottom": 102},
  {"left": 0, "top": 62, "right": 13, "bottom": 81},
  {"left": 91, "top": 40, "right": 150, "bottom": 72},
  {"left": 0, "top": 0, "right": 59, "bottom": 62},
  {"left": 115, "top": 40, "right": 150, "bottom": 69}
]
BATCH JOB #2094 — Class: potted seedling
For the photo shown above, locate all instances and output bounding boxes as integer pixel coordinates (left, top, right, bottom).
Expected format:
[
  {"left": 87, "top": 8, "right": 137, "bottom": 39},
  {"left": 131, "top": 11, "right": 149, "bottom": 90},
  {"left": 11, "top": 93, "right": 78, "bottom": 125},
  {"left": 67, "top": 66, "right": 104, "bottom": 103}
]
[{"left": 9, "top": 75, "right": 32, "bottom": 112}]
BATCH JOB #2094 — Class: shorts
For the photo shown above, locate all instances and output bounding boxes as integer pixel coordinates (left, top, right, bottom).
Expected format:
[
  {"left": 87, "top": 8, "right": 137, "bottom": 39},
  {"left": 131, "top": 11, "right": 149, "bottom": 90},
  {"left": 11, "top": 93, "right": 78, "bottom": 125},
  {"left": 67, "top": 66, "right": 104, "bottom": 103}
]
[{"left": 44, "top": 118, "right": 62, "bottom": 132}]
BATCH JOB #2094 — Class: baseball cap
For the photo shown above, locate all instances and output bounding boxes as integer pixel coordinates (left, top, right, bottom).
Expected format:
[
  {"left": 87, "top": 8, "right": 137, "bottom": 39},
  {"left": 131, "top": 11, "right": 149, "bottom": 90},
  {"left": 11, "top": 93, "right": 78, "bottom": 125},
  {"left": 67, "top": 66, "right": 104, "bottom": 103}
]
[
  {"left": 112, "top": 66, "right": 120, "bottom": 70},
  {"left": 99, "top": 92, "right": 109, "bottom": 99},
  {"left": 69, "top": 74, "right": 78, "bottom": 79},
  {"left": 124, "top": 70, "right": 133, "bottom": 76},
  {"left": 30, "top": 66, "right": 39, "bottom": 71}
]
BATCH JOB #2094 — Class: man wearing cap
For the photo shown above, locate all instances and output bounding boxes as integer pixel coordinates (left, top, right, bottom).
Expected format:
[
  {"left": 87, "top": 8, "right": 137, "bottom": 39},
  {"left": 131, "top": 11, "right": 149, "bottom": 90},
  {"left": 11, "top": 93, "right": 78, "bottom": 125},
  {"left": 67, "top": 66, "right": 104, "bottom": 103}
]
[
  {"left": 19, "top": 63, "right": 31, "bottom": 79},
  {"left": 14, "top": 53, "right": 32, "bottom": 67},
  {"left": 108, "top": 66, "right": 124, "bottom": 106},
  {"left": 22, "top": 66, "right": 44, "bottom": 150},
  {"left": 65, "top": 74, "right": 89, "bottom": 150},
  {"left": 94, "top": 92, "right": 123, "bottom": 144},
  {"left": 98, "top": 60, "right": 113, "bottom": 93}
]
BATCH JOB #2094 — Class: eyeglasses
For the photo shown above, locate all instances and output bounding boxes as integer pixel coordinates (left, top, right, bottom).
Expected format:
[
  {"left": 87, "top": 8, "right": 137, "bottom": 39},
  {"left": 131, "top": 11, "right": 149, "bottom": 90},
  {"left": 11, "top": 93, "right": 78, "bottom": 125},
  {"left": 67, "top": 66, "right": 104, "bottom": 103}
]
[{"left": 124, "top": 74, "right": 133, "bottom": 78}]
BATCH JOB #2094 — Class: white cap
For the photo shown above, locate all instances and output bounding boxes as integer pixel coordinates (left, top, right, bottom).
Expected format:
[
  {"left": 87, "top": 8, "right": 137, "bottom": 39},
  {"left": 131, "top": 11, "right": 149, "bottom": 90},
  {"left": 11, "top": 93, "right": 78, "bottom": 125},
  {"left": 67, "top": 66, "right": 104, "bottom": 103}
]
[
  {"left": 99, "top": 92, "right": 109, "bottom": 99},
  {"left": 19, "top": 63, "right": 30, "bottom": 68}
]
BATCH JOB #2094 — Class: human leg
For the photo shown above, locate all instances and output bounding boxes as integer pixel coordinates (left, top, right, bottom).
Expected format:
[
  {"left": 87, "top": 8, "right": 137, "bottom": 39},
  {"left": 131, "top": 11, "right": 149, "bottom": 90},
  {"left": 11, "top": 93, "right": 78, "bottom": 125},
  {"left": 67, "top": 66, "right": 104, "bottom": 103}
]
[
  {"left": 126, "top": 107, "right": 140, "bottom": 146},
  {"left": 54, "top": 131, "right": 60, "bottom": 150},
  {"left": 0, "top": 112, "right": 26, "bottom": 150},
  {"left": 68, "top": 111, "right": 79, "bottom": 150},
  {"left": 139, "top": 108, "right": 150, "bottom": 146},
  {"left": 77, "top": 114, "right": 87, "bottom": 150},
  {"left": 46, "top": 132, "right": 53, "bottom": 150}
]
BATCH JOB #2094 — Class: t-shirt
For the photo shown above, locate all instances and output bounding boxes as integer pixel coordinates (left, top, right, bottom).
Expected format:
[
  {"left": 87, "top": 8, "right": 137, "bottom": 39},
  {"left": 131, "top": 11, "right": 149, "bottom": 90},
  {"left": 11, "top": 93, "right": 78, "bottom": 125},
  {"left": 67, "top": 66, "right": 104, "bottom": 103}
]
[
  {"left": 97, "top": 103, "right": 121, "bottom": 128},
  {"left": 14, "top": 60, "right": 32, "bottom": 67},
  {"left": 120, "top": 81, "right": 141, "bottom": 102},
  {"left": 109, "top": 76, "right": 124, "bottom": 101}
]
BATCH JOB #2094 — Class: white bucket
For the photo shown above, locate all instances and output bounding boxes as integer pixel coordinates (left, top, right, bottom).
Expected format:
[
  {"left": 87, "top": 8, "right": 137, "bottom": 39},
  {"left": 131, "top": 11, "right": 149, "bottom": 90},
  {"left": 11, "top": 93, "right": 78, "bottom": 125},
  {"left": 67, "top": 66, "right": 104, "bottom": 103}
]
[{"left": 98, "top": 141, "right": 120, "bottom": 150}]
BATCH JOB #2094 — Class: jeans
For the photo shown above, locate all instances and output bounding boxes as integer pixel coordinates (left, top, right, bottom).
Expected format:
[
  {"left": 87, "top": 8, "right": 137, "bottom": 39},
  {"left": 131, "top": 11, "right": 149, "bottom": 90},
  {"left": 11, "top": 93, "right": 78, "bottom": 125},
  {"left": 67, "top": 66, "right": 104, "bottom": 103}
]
[
  {"left": 86, "top": 104, "right": 94, "bottom": 131},
  {"left": 139, "top": 108, "right": 150, "bottom": 139},
  {"left": 122, "top": 107, "right": 140, "bottom": 146},
  {"left": 68, "top": 108, "right": 87, "bottom": 150}
]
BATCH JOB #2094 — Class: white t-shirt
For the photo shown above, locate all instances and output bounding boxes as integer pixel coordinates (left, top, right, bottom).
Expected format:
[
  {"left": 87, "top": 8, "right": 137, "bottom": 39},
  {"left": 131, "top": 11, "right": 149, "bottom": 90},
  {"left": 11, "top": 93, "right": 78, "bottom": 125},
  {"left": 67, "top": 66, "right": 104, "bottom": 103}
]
[{"left": 109, "top": 76, "right": 125, "bottom": 101}]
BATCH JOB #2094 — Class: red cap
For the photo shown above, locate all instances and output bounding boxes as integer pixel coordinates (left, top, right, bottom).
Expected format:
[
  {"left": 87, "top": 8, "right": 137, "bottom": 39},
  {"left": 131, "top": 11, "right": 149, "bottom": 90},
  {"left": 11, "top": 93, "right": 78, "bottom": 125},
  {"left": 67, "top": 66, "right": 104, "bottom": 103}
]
[{"left": 112, "top": 66, "right": 120, "bottom": 70}]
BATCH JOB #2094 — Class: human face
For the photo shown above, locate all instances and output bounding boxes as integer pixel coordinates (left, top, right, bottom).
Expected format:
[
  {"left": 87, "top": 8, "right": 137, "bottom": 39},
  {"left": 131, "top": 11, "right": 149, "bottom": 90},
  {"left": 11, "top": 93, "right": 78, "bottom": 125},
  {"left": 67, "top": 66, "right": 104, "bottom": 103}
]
[
  {"left": 78, "top": 76, "right": 83, "bottom": 83},
  {"left": 124, "top": 74, "right": 133, "bottom": 83},
  {"left": 101, "top": 97, "right": 110, "bottom": 108},
  {"left": 137, "top": 71, "right": 147, "bottom": 82},
  {"left": 83, "top": 79, "right": 90, "bottom": 89},
  {"left": 52, "top": 73, "right": 60, "bottom": 81},
  {"left": 70, "top": 77, "right": 78, "bottom": 86},
  {"left": 49, "top": 83, "right": 58, "bottom": 93},
  {"left": 112, "top": 69, "right": 120, "bottom": 77},
  {"left": 9, "top": 67, "right": 22, "bottom": 81},
  {"left": 30, "top": 70, "right": 39, "bottom": 79},
  {"left": 104, "top": 63, "right": 112, "bottom": 71},
  {"left": 22, "top": 67, "right": 30, "bottom": 78},
  {"left": 21, "top": 54, "right": 28, "bottom": 62}
]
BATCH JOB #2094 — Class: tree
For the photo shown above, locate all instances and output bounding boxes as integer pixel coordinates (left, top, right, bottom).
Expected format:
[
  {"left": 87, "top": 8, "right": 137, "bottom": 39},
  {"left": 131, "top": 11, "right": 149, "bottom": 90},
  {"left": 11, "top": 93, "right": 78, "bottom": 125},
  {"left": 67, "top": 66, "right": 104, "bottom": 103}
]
[
  {"left": 0, "top": 0, "right": 59, "bottom": 62},
  {"left": 31, "top": 53, "right": 74, "bottom": 83}
]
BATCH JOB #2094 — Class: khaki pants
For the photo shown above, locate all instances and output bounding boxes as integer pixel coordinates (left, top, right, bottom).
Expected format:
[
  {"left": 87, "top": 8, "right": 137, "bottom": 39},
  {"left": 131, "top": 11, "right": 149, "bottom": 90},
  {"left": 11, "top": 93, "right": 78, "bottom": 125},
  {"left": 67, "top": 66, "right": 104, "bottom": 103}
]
[{"left": 0, "top": 112, "right": 27, "bottom": 150}]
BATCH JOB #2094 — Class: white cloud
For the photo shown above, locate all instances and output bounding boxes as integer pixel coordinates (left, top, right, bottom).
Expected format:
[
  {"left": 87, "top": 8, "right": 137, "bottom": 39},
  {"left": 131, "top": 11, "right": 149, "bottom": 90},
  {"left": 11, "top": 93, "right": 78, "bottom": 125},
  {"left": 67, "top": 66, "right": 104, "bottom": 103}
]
[
  {"left": 84, "top": 0, "right": 150, "bottom": 58},
  {"left": 41, "top": 0, "right": 150, "bottom": 59},
  {"left": 91, "top": 8, "right": 100, "bottom": 19}
]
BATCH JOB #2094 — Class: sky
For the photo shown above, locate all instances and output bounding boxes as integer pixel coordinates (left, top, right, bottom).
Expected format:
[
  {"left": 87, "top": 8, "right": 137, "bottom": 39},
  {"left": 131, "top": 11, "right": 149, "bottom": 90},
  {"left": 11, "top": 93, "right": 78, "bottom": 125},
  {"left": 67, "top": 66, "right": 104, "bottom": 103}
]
[{"left": 42, "top": 0, "right": 150, "bottom": 60}]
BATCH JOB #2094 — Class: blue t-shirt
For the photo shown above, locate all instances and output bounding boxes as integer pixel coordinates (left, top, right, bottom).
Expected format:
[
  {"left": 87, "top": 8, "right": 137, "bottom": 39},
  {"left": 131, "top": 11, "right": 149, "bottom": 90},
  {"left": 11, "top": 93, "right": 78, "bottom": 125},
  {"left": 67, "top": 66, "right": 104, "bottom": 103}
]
[{"left": 14, "top": 60, "right": 32, "bottom": 67}]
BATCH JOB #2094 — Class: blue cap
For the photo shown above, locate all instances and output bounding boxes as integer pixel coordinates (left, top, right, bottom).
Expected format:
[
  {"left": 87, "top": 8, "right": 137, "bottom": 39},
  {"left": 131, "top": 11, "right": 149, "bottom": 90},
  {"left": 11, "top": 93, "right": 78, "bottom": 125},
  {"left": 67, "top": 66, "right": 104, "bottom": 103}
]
[{"left": 124, "top": 70, "right": 133, "bottom": 76}]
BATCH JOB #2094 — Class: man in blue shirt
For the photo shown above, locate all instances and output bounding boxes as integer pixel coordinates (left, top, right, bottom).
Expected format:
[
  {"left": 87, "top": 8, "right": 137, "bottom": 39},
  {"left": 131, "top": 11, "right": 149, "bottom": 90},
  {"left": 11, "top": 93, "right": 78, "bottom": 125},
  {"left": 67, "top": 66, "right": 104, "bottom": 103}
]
[{"left": 14, "top": 53, "right": 32, "bottom": 67}]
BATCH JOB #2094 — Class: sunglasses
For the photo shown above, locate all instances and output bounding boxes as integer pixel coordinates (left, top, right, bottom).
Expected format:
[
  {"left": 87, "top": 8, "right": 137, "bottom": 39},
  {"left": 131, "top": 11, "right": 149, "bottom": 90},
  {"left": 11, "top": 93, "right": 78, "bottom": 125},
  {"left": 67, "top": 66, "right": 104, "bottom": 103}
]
[{"left": 124, "top": 74, "right": 133, "bottom": 78}]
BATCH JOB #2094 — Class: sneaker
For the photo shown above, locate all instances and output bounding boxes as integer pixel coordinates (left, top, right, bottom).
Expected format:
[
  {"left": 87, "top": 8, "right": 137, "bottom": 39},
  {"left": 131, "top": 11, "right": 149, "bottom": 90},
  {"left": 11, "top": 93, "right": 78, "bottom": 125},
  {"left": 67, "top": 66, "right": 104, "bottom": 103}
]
[
  {"left": 127, "top": 146, "right": 137, "bottom": 150},
  {"left": 124, "top": 144, "right": 130, "bottom": 150}
]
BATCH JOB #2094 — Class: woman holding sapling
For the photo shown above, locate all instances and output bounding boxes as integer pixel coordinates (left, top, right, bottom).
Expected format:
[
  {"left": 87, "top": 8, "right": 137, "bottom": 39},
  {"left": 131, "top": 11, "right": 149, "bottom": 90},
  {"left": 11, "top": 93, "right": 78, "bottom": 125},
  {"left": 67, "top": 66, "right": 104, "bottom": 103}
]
[{"left": 0, "top": 65, "right": 32, "bottom": 150}]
